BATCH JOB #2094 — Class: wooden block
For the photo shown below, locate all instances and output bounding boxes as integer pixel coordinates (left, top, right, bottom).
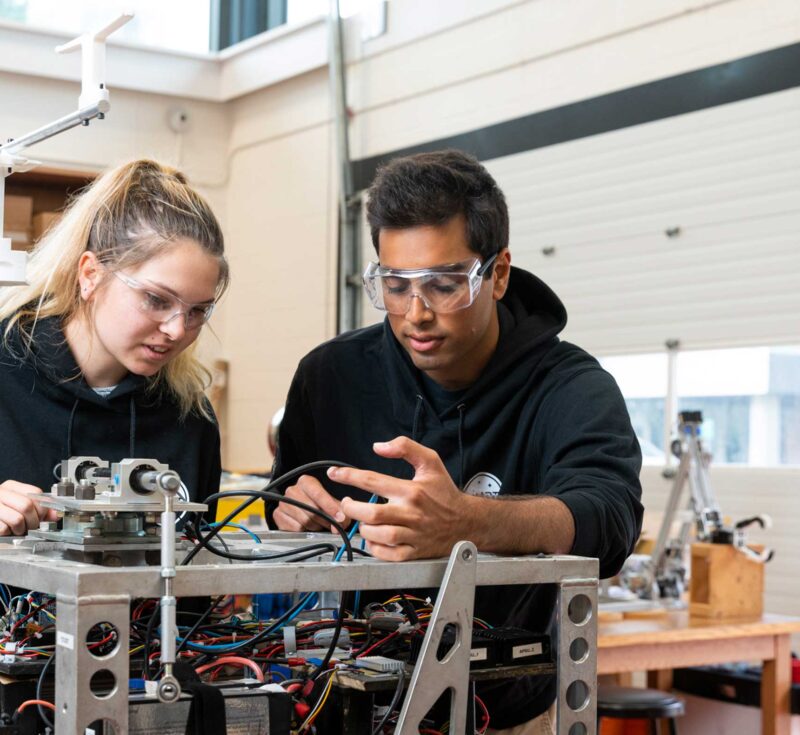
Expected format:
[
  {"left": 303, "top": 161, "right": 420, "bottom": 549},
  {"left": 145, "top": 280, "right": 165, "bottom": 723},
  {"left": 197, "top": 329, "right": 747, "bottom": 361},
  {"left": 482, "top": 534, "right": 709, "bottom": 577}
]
[{"left": 689, "top": 542, "right": 764, "bottom": 619}]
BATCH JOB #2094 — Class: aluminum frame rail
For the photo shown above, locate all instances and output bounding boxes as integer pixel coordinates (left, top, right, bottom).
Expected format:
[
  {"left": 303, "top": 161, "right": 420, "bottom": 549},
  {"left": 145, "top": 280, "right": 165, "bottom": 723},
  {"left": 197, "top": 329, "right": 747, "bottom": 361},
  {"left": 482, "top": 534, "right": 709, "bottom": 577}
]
[{"left": 0, "top": 534, "right": 598, "bottom": 734}]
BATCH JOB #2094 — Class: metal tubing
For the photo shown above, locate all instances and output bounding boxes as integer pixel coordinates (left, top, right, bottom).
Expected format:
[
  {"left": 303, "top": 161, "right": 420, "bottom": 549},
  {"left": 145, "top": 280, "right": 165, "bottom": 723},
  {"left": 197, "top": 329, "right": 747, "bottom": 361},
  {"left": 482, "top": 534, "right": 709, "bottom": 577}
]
[{"left": 0, "top": 102, "right": 109, "bottom": 154}]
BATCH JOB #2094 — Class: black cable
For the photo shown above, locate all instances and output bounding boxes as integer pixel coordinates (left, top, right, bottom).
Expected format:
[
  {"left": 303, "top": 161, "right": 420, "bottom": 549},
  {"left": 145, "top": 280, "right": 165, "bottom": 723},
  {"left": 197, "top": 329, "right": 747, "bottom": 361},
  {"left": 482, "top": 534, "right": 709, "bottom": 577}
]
[
  {"left": 180, "top": 591, "right": 317, "bottom": 657},
  {"left": 371, "top": 668, "right": 406, "bottom": 735},
  {"left": 199, "top": 542, "right": 339, "bottom": 564},
  {"left": 36, "top": 652, "right": 54, "bottom": 729},
  {"left": 183, "top": 460, "right": 356, "bottom": 566},
  {"left": 185, "top": 489, "right": 353, "bottom": 566},
  {"left": 142, "top": 600, "right": 161, "bottom": 680},
  {"left": 175, "top": 595, "right": 226, "bottom": 657},
  {"left": 196, "top": 520, "right": 231, "bottom": 554},
  {"left": 309, "top": 590, "right": 348, "bottom": 680}
]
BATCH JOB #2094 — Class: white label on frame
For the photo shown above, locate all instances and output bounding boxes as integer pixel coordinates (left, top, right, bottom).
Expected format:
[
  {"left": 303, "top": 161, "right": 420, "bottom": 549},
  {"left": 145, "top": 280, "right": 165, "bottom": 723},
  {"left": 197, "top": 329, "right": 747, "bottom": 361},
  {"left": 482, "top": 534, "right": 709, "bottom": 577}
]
[
  {"left": 512, "top": 642, "right": 542, "bottom": 658},
  {"left": 57, "top": 631, "right": 75, "bottom": 649}
]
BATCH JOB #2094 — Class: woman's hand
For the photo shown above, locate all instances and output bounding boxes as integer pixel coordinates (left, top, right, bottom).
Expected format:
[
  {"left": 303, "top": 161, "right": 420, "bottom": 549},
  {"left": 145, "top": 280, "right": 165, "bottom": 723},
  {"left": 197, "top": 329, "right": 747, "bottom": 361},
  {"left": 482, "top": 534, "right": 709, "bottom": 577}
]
[{"left": 0, "top": 481, "right": 59, "bottom": 536}]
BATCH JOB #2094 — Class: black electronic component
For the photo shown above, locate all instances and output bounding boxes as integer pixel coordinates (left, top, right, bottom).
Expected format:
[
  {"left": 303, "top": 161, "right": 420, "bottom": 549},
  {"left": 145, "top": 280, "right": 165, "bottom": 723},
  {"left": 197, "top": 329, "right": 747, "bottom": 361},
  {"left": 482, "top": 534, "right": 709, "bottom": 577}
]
[
  {"left": 409, "top": 627, "right": 497, "bottom": 670},
  {"left": 480, "top": 627, "right": 551, "bottom": 667}
]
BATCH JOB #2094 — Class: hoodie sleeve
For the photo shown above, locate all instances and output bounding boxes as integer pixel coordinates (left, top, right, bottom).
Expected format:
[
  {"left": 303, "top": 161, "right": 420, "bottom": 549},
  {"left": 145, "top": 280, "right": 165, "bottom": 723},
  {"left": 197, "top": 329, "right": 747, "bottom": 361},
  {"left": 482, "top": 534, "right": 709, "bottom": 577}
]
[
  {"left": 273, "top": 360, "right": 316, "bottom": 477},
  {"left": 536, "top": 367, "right": 643, "bottom": 578},
  {"left": 266, "top": 359, "right": 318, "bottom": 526}
]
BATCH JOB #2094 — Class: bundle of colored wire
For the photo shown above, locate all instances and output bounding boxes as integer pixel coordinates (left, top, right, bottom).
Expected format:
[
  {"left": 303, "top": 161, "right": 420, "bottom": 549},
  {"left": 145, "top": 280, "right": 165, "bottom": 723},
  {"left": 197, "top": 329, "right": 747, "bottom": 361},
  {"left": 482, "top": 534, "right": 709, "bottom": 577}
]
[{"left": 298, "top": 668, "right": 337, "bottom": 733}]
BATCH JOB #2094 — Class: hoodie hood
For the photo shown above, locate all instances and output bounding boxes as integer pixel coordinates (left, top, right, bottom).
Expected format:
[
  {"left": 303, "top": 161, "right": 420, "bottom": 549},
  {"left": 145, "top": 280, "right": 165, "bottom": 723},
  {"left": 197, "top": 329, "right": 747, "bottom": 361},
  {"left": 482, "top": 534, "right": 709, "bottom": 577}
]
[{"left": 18, "top": 316, "right": 149, "bottom": 409}]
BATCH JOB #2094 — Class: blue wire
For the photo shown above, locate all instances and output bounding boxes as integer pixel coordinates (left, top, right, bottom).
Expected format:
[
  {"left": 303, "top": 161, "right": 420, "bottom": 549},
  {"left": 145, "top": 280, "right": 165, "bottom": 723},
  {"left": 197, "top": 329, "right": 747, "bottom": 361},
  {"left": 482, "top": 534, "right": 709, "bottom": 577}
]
[
  {"left": 208, "top": 521, "right": 261, "bottom": 544},
  {"left": 177, "top": 592, "right": 318, "bottom": 653},
  {"left": 334, "top": 495, "right": 378, "bottom": 614},
  {"left": 332, "top": 495, "right": 377, "bottom": 563}
]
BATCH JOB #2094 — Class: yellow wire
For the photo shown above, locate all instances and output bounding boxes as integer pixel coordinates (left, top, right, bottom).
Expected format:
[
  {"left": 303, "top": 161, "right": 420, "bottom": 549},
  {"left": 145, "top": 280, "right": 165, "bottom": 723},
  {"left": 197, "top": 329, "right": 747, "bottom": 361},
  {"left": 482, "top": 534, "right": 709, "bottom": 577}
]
[{"left": 298, "top": 670, "right": 337, "bottom": 731}]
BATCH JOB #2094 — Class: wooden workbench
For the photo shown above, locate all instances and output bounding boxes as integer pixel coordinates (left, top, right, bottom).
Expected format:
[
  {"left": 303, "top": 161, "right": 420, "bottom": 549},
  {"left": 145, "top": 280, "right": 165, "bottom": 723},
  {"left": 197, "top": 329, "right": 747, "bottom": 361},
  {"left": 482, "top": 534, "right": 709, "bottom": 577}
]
[{"left": 598, "top": 611, "right": 800, "bottom": 735}]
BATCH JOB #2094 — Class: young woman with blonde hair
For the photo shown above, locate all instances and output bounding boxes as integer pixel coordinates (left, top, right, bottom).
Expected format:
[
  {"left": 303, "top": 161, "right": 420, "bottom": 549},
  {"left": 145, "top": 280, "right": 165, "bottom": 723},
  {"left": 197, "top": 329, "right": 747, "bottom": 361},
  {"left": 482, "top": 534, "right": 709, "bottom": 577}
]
[{"left": 0, "top": 159, "right": 229, "bottom": 535}]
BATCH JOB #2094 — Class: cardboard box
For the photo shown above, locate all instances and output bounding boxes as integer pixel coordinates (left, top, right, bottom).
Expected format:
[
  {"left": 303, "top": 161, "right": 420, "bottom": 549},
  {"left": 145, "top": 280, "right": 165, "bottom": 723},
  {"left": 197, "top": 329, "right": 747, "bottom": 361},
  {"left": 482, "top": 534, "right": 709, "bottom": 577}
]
[
  {"left": 4, "top": 195, "right": 33, "bottom": 230},
  {"left": 8, "top": 228, "right": 32, "bottom": 251},
  {"left": 3, "top": 195, "right": 33, "bottom": 250},
  {"left": 32, "top": 211, "right": 61, "bottom": 240}
]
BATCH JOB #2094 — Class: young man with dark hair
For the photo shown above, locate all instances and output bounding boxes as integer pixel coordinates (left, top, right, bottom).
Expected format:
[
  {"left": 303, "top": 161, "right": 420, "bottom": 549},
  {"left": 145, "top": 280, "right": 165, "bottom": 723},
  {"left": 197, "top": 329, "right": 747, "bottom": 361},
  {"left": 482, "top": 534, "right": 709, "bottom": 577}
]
[{"left": 272, "top": 149, "right": 643, "bottom": 733}]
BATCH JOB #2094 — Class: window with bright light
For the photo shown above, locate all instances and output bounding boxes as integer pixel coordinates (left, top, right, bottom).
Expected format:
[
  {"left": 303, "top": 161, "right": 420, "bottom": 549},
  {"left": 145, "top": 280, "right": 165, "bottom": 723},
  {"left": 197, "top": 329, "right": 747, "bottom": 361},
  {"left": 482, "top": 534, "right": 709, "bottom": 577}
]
[
  {"left": 0, "top": 0, "right": 384, "bottom": 53},
  {"left": 601, "top": 346, "right": 800, "bottom": 467},
  {"left": 600, "top": 353, "right": 666, "bottom": 462},
  {"left": 0, "top": 0, "right": 212, "bottom": 54}
]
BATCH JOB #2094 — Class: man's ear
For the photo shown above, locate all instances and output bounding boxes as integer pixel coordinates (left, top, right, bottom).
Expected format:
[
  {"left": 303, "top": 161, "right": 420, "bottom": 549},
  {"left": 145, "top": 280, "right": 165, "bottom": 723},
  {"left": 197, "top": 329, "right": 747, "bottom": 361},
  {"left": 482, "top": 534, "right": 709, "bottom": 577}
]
[
  {"left": 492, "top": 249, "right": 511, "bottom": 301},
  {"left": 77, "top": 251, "right": 102, "bottom": 301}
]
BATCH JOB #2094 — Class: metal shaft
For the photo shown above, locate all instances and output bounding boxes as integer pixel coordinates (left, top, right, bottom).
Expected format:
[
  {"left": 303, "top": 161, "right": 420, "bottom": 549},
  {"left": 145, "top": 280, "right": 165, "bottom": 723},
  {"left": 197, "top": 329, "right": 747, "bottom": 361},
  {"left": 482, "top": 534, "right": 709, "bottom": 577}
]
[
  {"left": 157, "top": 479, "right": 181, "bottom": 703},
  {"left": 0, "top": 102, "right": 109, "bottom": 155}
]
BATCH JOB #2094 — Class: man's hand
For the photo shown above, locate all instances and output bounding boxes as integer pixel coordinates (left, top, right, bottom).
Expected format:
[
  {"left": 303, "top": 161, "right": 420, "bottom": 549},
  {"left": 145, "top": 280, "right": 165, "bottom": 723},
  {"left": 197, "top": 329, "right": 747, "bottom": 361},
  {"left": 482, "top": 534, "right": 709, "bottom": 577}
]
[
  {"left": 0, "top": 481, "right": 59, "bottom": 536},
  {"left": 273, "top": 474, "right": 349, "bottom": 532},
  {"left": 328, "top": 437, "right": 478, "bottom": 561}
]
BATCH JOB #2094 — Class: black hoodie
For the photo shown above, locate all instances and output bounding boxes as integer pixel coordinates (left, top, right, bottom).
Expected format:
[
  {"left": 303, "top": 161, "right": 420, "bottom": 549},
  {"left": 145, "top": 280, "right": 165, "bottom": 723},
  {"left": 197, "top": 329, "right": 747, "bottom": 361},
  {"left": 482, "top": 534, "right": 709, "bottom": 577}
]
[
  {"left": 0, "top": 316, "right": 220, "bottom": 503},
  {"left": 275, "top": 266, "right": 643, "bottom": 727}
]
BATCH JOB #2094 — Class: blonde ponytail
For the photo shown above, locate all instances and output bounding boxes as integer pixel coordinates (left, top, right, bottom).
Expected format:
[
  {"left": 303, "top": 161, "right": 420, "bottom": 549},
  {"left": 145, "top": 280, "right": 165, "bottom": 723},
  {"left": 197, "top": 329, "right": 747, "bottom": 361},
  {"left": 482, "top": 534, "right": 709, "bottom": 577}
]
[{"left": 0, "top": 159, "right": 229, "bottom": 419}]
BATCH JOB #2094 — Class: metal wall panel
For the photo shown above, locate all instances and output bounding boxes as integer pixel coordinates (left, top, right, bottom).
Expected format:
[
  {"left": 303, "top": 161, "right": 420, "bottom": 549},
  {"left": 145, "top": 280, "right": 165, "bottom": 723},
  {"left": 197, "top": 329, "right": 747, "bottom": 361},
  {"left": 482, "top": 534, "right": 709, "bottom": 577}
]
[{"left": 485, "top": 87, "right": 800, "bottom": 355}]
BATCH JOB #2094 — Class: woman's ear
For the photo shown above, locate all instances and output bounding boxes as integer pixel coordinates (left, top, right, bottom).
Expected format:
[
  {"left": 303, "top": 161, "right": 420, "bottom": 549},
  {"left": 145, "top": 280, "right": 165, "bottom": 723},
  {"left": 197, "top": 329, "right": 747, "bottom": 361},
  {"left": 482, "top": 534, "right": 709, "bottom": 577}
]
[
  {"left": 492, "top": 248, "right": 511, "bottom": 301},
  {"left": 77, "top": 251, "right": 102, "bottom": 301}
]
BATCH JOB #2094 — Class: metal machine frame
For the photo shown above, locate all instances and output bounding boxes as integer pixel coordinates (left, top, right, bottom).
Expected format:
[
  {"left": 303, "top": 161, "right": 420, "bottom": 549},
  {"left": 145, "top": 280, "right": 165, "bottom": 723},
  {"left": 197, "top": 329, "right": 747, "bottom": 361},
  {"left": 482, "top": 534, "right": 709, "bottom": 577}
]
[
  {"left": 0, "top": 537, "right": 598, "bottom": 734},
  {"left": 617, "top": 411, "right": 773, "bottom": 605}
]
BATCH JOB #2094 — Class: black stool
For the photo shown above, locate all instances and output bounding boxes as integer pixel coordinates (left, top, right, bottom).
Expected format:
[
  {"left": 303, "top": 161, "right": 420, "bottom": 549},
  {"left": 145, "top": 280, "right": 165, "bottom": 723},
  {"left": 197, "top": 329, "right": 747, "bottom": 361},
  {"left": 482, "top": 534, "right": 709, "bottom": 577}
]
[{"left": 597, "top": 685, "right": 685, "bottom": 735}]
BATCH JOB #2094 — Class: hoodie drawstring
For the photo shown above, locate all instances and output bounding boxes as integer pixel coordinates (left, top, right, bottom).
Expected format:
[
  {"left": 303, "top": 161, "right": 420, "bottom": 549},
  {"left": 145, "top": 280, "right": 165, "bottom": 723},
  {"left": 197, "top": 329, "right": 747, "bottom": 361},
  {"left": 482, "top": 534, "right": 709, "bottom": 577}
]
[
  {"left": 411, "top": 394, "right": 424, "bottom": 442},
  {"left": 66, "top": 398, "right": 80, "bottom": 458},
  {"left": 457, "top": 403, "right": 466, "bottom": 490},
  {"left": 129, "top": 396, "right": 136, "bottom": 457},
  {"left": 64, "top": 395, "right": 137, "bottom": 459}
]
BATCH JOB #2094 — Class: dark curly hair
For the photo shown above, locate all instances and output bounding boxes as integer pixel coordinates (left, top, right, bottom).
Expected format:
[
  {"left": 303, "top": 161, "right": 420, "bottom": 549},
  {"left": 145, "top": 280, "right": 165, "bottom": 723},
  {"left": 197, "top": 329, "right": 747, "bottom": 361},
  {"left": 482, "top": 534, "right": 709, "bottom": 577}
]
[{"left": 365, "top": 149, "right": 508, "bottom": 264}]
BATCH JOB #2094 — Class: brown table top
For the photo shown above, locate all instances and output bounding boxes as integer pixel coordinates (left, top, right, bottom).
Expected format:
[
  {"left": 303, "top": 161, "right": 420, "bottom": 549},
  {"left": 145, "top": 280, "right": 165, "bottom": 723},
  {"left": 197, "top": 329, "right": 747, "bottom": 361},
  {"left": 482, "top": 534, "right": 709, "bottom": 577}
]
[{"left": 598, "top": 611, "right": 800, "bottom": 648}]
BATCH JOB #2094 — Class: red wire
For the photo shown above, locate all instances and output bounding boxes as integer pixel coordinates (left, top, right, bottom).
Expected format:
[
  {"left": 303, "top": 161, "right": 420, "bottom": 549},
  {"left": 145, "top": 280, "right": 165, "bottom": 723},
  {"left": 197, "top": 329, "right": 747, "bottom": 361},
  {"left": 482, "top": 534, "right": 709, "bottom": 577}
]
[
  {"left": 357, "top": 630, "right": 400, "bottom": 658},
  {"left": 474, "top": 693, "right": 490, "bottom": 733},
  {"left": 87, "top": 632, "right": 116, "bottom": 649},
  {"left": 16, "top": 699, "right": 55, "bottom": 714},
  {"left": 195, "top": 656, "right": 265, "bottom": 682}
]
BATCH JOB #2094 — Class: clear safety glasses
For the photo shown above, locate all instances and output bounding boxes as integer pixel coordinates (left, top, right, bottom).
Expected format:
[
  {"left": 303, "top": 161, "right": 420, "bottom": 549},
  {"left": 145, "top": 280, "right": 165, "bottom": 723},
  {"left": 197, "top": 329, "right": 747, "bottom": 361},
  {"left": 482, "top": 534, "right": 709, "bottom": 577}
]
[
  {"left": 112, "top": 271, "right": 215, "bottom": 330},
  {"left": 362, "top": 253, "right": 497, "bottom": 315}
]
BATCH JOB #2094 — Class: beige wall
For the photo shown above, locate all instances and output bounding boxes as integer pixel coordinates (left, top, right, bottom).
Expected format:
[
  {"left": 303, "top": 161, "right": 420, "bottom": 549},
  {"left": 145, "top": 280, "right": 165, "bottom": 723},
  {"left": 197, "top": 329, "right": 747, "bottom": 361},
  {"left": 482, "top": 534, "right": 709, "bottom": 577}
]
[{"left": 220, "top": 69, "right": 338, "bottom": 469}]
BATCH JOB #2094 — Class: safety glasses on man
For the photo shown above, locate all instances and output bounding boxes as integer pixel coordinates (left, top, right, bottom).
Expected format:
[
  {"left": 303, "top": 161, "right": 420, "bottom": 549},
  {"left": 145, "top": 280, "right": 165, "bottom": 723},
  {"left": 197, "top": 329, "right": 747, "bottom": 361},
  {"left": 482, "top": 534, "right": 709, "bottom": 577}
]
[
  {"left": 362, "top": 253, "right": 497, "bottom": 315},
  {"left": 112, "top": 270, "right": 215, "bottom": 330}
]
